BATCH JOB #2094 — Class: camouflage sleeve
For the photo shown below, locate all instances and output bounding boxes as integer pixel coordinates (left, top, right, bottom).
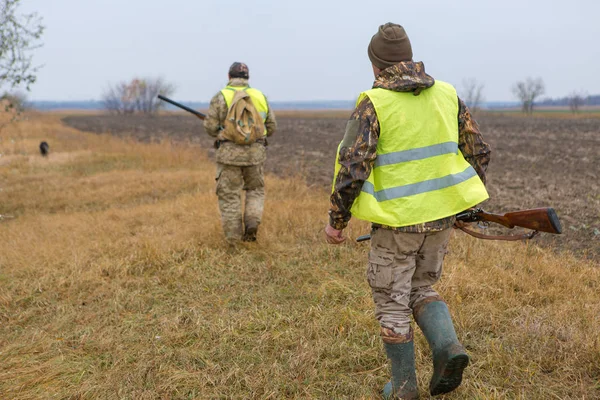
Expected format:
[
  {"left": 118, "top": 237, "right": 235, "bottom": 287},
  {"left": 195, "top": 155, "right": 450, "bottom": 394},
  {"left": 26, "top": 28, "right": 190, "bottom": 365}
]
[
  {"left": 203, "top": 92, "right": 227, "bottom": 137},
  {"left": 328, "top": 97, "right": 380, "bottom": 230},
  {"left": 457, "top": 98, "right": 491, "bottom": 185},
  {"left": 264, "top": 97, "right": 277, "bottom": 136}
]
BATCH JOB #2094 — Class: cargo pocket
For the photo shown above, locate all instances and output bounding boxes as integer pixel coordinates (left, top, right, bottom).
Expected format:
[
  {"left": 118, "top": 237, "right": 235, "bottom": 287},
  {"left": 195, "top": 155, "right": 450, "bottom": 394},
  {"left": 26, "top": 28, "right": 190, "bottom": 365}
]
[
  {"left": 243, "top": 165, "right": 264, "bottom": 190},
  {"left": 215, "top": 165, "right": 223, "bottom": 195},
  {"left": 366, "top": 249, "right": 395, "bottom": 290}
]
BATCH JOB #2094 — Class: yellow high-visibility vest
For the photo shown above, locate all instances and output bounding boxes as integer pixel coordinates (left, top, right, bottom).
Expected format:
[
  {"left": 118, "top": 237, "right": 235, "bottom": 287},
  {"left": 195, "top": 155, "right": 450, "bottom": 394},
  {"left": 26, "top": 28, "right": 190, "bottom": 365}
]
[
  {"left": 333, "top": 81, "right": 489, "bottom": 227},
  {"left": 221, "top": 86, "right": 269, "bottom": 135}
]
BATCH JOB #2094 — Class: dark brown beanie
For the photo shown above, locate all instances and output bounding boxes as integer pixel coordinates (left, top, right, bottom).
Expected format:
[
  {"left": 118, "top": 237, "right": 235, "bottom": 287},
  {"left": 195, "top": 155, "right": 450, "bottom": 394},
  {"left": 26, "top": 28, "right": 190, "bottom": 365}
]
[{"left": 368, "top": 23, "right": 413, "bottom": 70}]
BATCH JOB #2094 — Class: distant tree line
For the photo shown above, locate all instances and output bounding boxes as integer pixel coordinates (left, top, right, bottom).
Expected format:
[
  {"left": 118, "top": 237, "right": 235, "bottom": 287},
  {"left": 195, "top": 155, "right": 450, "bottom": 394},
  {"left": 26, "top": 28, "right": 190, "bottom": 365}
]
[
  {"left": 459, "top": 75, "right": 595, "bottom": 115},
  {"left": 537, "top": 94, "right": 596, "bottom": 106}
]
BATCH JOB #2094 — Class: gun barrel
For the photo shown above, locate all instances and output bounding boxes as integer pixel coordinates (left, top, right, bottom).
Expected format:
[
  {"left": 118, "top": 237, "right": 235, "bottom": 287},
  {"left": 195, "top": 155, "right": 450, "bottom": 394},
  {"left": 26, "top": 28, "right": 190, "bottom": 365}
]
[
  {"left": 356, "top": 234, "right": 372, "bottom": 242},
  {"left": 157, "top": 95, "right": 206, "bottom": 120}
]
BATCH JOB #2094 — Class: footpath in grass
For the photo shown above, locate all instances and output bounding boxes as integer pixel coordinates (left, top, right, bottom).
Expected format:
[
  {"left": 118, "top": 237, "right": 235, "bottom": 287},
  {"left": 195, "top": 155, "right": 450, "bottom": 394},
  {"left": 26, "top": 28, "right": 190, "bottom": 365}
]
[{"left": 0, "top": 114, "right": 599, "bottom": 399}]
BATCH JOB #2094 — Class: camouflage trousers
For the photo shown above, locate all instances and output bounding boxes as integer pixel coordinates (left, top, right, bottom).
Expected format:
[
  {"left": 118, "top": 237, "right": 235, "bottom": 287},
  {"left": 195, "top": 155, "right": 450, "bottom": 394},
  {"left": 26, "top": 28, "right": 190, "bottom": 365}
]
[
  {"left": 215, "top": 162, "right": 265, "bottom": 242},
  {"left": 367, "top": 227, "right": 452, "bottom": 338}
]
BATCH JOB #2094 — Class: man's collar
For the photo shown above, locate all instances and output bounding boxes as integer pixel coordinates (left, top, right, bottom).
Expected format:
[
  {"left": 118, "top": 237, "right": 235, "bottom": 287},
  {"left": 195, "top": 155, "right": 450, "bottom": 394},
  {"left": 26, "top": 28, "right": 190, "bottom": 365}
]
[{"left": 227, "top": 78, "right": 249, "bottom": 87}]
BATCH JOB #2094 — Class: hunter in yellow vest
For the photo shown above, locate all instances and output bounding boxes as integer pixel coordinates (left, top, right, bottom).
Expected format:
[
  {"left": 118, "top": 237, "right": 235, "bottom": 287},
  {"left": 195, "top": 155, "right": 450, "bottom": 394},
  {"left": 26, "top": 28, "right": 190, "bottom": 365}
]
[
  {"left": 204, "top": 62, "right": 277, "bottom": 244},
  {"left": 325, "top": 23, "right": 491, "bottom": 399}
]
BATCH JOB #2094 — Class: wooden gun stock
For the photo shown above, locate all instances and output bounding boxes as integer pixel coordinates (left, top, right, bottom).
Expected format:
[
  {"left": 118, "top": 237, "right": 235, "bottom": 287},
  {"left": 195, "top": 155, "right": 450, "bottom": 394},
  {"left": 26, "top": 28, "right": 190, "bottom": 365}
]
[
  {"left": 157, "top": 95, "right": 206, "bottom": 120},
  {"left": 456, "top": 208, "right": 562, "bottom": 234}
]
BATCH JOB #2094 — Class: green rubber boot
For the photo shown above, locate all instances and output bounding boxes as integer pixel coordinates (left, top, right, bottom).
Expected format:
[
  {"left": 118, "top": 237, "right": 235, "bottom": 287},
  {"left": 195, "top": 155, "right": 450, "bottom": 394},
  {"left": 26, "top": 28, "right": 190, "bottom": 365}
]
[
  {"left": 382, "top": 341, "right": 419, "bottom": 400},
  {"left": 414, "top": 301, "right": 469, "bottom": 396}
]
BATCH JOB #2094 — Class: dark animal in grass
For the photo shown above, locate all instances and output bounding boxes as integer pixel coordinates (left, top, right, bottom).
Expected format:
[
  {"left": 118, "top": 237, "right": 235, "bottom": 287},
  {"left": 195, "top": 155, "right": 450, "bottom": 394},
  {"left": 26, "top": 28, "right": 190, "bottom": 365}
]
[{"left": 39, "top": 141, "right": 49, "bottom": 156}]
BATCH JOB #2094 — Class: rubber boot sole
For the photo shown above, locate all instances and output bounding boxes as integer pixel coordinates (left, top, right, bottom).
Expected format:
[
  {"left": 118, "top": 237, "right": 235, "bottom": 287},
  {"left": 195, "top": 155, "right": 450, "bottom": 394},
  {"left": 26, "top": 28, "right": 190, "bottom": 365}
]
[
  {"left": 430, "top": 353, "right": 469, "bottom": 396},
  {"left": 242, "top": 225, "right": 258, "bottom": 242}
]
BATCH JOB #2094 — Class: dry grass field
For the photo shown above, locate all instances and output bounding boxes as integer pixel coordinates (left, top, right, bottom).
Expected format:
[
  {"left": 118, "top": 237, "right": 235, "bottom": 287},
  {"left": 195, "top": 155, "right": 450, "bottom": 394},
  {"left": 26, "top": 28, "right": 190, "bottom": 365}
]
[{"left": 1, "top": 113, "right": 600, "bottom": 399}]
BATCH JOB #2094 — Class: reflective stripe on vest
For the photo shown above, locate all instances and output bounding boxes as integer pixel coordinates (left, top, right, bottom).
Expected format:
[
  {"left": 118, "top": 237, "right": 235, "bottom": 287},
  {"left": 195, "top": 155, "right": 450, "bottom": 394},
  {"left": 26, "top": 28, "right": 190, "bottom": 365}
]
[
  {"left": 221, "top": 86, "right": 269, "bottom": 135},
  {"left": 332, "top": 81, "right": 489, "bottom": 227}
]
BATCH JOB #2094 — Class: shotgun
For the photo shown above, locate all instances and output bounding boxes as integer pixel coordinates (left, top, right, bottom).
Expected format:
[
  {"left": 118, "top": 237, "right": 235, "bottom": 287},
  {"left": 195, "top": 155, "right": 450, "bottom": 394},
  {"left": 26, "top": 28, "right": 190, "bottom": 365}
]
[
  {"left": 356, "top": 207, "right": 562, "bottom": 242},
  {"left": 157, "top": 95, "right": 206, "bottom": 120}
]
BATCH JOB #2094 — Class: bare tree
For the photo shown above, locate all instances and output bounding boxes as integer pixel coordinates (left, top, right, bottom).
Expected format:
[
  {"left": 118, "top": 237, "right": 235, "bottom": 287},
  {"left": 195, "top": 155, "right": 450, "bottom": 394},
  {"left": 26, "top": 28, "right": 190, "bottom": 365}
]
[
  {"left": 102, "top": 82, "right": 136, "bottom": 115},
  {"left": 134, "top": 78, "right": 176, "bottom": 114},
  {"left": 512, "top": 77, "right": 545, "bottom": 114},
  {"left": 1, "top": 0, "right": 43, "bottom": 133},
  {"left": 0, "top": 0, "right": 44, "bottom": 90},
  {"left": 567, "top": 91, "right": 587, "bottom": 114},
  {"left": 461, "top": 78, "right": 485, "bottom": 112},
  {"left": 102, "top": 78, "right": 175, "bottom": 115}
]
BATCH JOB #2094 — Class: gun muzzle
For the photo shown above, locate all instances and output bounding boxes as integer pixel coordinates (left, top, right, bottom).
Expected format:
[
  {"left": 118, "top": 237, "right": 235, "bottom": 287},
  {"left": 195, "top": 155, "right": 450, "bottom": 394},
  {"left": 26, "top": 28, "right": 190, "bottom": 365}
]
[{"left": 356, "top": 234, "right": 371, "bottom": 243}]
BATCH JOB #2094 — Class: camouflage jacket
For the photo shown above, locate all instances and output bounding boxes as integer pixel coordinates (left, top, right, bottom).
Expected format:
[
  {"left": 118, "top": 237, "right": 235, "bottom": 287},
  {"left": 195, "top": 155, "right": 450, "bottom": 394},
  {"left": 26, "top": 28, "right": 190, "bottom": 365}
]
[
  {"left": 203, "top": 78, "right": 277, "bottom": 166},
  {"left": 329, "top": 61, "right": 491, "bottom": 232}
]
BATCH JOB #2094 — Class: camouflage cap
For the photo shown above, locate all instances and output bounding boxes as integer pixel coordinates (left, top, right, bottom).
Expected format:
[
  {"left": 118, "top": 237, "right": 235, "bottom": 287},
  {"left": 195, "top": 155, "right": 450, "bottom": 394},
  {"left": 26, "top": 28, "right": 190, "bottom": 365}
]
[{"left": 228, "top": 62, "right": 249, "bottom": 79}]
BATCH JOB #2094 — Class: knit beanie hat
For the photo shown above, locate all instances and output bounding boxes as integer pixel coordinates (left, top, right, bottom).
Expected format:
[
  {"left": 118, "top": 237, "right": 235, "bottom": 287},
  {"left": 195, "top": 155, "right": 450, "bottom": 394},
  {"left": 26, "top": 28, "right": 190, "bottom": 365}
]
[{"left": 368, "top": 23, "right": 413, "bottom": 70}]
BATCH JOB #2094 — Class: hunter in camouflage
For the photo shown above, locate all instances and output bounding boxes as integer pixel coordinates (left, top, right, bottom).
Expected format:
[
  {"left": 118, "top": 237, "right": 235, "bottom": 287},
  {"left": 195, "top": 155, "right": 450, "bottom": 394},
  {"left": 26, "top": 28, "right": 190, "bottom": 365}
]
[
  {"left": 325, "top": 23, "right": 491, "bottom": 399},
  {"left": 203, "top": 62, "right": 277, "bottom": 244}
]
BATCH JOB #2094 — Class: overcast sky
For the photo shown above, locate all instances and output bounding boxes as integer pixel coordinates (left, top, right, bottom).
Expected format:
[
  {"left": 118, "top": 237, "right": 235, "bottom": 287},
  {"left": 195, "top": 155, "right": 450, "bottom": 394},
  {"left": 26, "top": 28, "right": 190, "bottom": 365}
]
[{"left": 20, "top": 0, "right": 600, "bottom": 102}]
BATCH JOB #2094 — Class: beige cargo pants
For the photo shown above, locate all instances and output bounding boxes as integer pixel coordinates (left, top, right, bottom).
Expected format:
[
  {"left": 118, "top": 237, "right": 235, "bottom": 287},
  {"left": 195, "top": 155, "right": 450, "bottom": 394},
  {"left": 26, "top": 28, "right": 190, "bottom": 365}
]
[
  {"left": 215, "top": 163, "right": 264, "bottom": 241},
  {"left": 367, "top": 227, "right": 452, "bottom": 339}
]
